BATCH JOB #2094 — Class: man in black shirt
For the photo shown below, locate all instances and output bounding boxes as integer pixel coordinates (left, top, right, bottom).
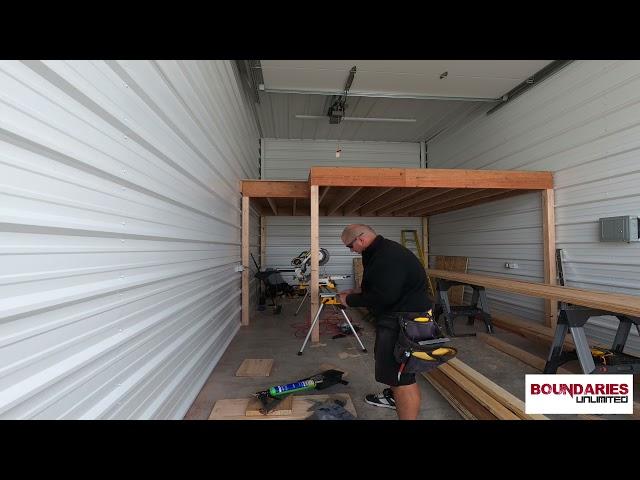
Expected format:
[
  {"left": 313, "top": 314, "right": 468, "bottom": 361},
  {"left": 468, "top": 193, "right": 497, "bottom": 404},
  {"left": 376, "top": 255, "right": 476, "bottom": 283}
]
[{"left": 338, "top": 224, "right": 431, "bottom": 420}]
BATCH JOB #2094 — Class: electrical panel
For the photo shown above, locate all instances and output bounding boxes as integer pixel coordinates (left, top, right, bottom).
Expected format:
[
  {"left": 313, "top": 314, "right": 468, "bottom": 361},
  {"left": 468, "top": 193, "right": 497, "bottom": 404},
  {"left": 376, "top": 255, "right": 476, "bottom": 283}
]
[{"left": 599, "top": 216, "right": 639, "bottom": 242}]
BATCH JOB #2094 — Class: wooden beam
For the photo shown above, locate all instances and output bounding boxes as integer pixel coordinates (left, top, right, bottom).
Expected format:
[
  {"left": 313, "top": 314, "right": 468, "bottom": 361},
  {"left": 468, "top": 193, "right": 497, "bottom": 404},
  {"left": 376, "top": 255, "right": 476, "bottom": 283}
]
[
  {"left": 310, "top": 167, "right": 553, "bottom": 190},
  {"left": 406, "top": 169, "right": 553, "bottom": 189},
  {"left": 241, "top": 196, "right": 250, "bottom": 326},
  {"left": 292, "top": 198, "right": 296, "bottom": 216},
  {"left": 326, "top": 187, "right": 362, "bottom": 216},
  {"left": 310, "top": 185, "right": 320, "bottom": 343},
  {"left": 542, "top": 188, "right": 557, "bottom": 328},
  {"left": 311, "top": 167, "right": 407, "bottom": 187},
  {"left": 427, "top": 269, "right": 640, "bottom": 318},
  {"left": 342, "top": 187, "right": 394, "bottom": 215},
  {"left": 241, "top": 180, "right": 309, "bottom": 198}
]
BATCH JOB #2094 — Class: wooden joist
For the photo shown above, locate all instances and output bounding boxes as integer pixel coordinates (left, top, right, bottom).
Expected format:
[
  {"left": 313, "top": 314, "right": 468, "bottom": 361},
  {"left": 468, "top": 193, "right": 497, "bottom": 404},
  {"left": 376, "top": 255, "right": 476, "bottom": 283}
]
[
  {"left": 342, "top": 187, "right": 395, "bottom": 215},
  {"left": 326, "top": 187, "right": 362, "bottom": 215},
  {"left": 266, "top": 197, "right": 278, "bottom": 216},
  {"left": 358, "top": 187, "right": 424, "bottom": 216},
  {"left": 427, "top": 269, "right": 640, "bottom": 318},
  {"left": 375, "top": 188, "right": 454, "bottom": 216}
]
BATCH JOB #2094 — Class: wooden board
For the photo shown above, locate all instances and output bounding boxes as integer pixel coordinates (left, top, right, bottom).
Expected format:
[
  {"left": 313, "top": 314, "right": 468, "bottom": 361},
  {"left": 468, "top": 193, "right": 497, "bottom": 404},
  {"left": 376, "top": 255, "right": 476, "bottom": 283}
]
[
  {"left": 208, "top": 394, "right": 356, "bottom": 420},
  {"left": 447, "top": 358, "right": 548, "bottom": 420},
  {"left": 424, "top": 368, "right": 497, "bottom": 420},
  {"left": 235, "top": 359, "right": 274, "bottom": 377},
  {"left": 427, "top": 269, "right": 640, "bottom": 318},
  {"left": 353, "top": 257, "right": 363, "bottom": 287},
  {"left": 437, "top": 363, "right": 521, "bottom": 420},
  {"left": 476, "top": 332, "right": 574, "bottom": 375},
  {"left": 245, "top": 395, "right": 293, "bottom": 416},
  {"left": 424, "top": 370, "right": 476, "bottom": 420},
  {"left": 241, "top": 180, "right": 309, "bottom": 198},
  {"left": 309, "top": 167, "right": 553, "bottom": 190},
  {"left": 434, "top": 256, "right": 468, "bottom": 305}
]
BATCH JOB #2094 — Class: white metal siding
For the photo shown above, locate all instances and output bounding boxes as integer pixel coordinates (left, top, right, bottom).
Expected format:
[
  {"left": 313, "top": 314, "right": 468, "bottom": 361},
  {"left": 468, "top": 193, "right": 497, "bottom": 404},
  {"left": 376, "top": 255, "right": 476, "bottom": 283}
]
[
  {"left": 0, "top": 60, "right": 260, "bottom": 418},
  {"left": 428, "top": 60, "right": 640, "bottom": 355},
  {"left": 261, "top": 139, "right": 423, "bottom": 289},
  {"left": 261, "top": 139, "right": 420, "bottom": 180}
]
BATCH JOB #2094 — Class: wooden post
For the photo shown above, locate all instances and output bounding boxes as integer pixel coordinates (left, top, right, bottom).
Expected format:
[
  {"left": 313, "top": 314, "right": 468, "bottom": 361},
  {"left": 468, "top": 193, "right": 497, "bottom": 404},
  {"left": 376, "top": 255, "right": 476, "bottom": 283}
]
[
  {"left": 423, "top": 215, "right": 436, "bottom": 298},
  {"left": 260, "top": 215, "right": 266, "bottom": 268},
  {"left": 310, "top": 185, "right": 320, "bottom": 342},
  {"left": 421, "top": 216, "right": 429, "bottom": 268},
  {"left": 242, "top": 196, "right": 250, "bottom": 326},
  {"left": 542, "top": 188, "right": 557, "bottom": 328}
]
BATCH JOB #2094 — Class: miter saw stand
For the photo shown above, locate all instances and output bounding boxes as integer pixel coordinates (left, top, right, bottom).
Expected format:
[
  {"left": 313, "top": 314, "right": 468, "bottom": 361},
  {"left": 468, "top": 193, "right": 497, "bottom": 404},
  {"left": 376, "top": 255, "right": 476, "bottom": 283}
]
[{"left": 297, "top": 283, "right": 367, "bottom": 355}]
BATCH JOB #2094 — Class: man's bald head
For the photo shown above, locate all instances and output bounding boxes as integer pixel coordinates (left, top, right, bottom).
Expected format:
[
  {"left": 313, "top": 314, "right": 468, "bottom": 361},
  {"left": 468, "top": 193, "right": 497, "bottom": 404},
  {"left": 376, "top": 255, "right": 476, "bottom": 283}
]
[{"left": 341, "top": 224, "right": 377, "bottom": 252}]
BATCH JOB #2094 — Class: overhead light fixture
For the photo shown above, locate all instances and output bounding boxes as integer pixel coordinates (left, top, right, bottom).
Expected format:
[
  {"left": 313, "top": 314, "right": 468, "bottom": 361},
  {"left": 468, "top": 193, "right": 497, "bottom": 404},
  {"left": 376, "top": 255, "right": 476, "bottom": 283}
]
[{"left": 296, "top": 114, "right": 416, "bottom": 123}]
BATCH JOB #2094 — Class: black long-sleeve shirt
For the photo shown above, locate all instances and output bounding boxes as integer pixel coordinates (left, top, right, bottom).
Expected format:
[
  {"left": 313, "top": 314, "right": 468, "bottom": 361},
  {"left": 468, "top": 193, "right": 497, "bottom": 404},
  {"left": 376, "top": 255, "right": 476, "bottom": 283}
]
[{"left": 345, "top": 235, "right": 431, "bottom": 316}]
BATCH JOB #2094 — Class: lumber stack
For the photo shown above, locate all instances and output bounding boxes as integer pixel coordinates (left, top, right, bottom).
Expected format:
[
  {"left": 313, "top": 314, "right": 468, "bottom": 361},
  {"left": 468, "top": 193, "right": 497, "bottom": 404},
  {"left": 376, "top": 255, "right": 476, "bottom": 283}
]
[{"left": 424, "top": 358, "right": 548, "bottom": 420}]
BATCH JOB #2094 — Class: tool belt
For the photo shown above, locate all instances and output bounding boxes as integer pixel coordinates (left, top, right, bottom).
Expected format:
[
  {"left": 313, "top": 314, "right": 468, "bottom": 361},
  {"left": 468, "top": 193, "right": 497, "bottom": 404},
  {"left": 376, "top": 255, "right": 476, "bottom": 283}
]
[{"left": 392, "top": 311, "right": 457, "bottom": 381}]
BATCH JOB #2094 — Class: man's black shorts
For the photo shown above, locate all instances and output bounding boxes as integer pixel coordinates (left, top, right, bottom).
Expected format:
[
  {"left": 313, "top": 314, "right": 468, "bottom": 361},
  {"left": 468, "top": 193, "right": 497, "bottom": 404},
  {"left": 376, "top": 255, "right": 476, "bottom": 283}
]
[{"left": 374, "top": 315, "right": 416, "bottom": 387}]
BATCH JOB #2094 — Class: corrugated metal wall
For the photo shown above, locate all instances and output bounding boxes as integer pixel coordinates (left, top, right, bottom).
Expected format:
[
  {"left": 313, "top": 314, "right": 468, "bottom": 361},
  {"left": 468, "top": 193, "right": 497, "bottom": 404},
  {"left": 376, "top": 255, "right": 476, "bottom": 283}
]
[
  {"left": 428, "top": 60, "right": 640, "bottom": 354},
  {"left": 261, "top": 138, "right": 422, "bottom": 180},
  {"left": 261, "top": 138, "right": 423, "bottom": 290},
  {"left": 0, "top": 60, "right": 260, "bottom": 418}
]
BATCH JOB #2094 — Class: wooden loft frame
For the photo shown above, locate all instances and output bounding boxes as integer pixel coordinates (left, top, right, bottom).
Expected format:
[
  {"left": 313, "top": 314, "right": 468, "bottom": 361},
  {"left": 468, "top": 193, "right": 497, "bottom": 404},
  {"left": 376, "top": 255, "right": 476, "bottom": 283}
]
[{"left": 240, "top": 167, "right": 556, "bottom": 338}]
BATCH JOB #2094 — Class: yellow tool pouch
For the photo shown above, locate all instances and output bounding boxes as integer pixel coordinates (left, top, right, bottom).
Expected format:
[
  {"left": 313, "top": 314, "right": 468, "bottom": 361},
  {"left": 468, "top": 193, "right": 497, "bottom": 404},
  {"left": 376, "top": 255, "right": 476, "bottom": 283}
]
[{"left": 393, "top": 312, "right": 457, "bottom": 380}]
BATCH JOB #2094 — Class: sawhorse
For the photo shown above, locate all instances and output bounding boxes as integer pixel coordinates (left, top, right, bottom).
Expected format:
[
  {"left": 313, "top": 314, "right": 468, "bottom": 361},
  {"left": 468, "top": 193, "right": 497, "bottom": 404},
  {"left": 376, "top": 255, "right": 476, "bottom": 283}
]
[
  {"left": 297, "top": 285, "right": 368, "bottom": 355},
  {"left": 544, "top": 303, "right": 640, "bottom": 374},
  {"left": 433, "top": 278, "right": 493, "bottom": 337}
]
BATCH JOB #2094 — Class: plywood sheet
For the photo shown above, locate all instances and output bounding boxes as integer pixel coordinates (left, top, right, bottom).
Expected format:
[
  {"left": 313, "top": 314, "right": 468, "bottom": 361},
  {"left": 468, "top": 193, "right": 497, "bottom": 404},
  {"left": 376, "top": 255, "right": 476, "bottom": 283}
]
[
  {"left": 209, "top": 394, "right": 356, "bottom": 420},
  {"left": 434, "top": 255, "right": 468, "bottom": 305},
  {"left": 235, "top": 359, "right": 274, "bottom": 377}
]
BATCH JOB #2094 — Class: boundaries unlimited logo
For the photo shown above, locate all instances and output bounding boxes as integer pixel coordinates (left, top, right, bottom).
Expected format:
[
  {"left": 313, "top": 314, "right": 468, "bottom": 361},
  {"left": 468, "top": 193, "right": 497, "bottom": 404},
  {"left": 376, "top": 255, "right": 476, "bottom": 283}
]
[{"left": 525, "top": 374, "right": 633, "bottom": 414}]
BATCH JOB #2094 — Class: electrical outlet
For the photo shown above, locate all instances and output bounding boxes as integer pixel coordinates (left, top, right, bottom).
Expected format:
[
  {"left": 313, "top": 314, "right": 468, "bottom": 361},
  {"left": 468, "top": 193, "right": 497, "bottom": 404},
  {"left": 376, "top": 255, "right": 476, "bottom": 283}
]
[
  {"left": 234, "top": 264, "right": 244, "bottom": 272},
  {"left": 504, "top": 262, "right": 519, "bottom": 269}
]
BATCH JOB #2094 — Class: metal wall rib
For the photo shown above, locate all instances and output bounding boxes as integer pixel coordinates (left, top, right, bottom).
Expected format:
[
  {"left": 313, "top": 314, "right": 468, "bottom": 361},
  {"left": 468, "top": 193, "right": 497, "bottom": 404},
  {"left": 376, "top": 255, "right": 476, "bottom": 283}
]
[
  {"left": 428, "top": 60, "right": 640, "bottom": 355},
  {"left": 0, "top": 60, "right": 260, "bottom": 418}
]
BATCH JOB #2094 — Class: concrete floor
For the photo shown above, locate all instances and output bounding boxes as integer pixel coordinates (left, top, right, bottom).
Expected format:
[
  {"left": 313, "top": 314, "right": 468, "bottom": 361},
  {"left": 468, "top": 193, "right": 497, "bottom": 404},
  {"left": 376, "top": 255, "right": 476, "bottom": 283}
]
[{"left": 184, "top": 296, "right": 637, "bottom": 420}]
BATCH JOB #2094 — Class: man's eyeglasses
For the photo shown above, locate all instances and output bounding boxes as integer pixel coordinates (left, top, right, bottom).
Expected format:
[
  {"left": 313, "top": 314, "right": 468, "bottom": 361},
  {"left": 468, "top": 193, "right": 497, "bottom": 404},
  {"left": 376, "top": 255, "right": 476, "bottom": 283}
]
[{"left": 345, "top": 233, "right": 364, "bottom": 249}]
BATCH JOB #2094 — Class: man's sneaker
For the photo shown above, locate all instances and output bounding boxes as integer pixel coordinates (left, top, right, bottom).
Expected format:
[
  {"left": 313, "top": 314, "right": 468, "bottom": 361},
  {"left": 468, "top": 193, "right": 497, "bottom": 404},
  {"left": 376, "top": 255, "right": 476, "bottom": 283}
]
[{"left": 364, "top": 388, "right": 396, "bottom": 409}]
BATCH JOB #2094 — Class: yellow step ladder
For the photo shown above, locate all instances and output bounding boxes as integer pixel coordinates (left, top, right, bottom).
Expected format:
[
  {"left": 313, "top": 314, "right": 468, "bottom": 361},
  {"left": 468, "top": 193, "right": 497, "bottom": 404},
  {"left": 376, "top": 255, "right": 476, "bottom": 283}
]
[{"left": 400, "top": 229, "right": 435, "bottom": 297}]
